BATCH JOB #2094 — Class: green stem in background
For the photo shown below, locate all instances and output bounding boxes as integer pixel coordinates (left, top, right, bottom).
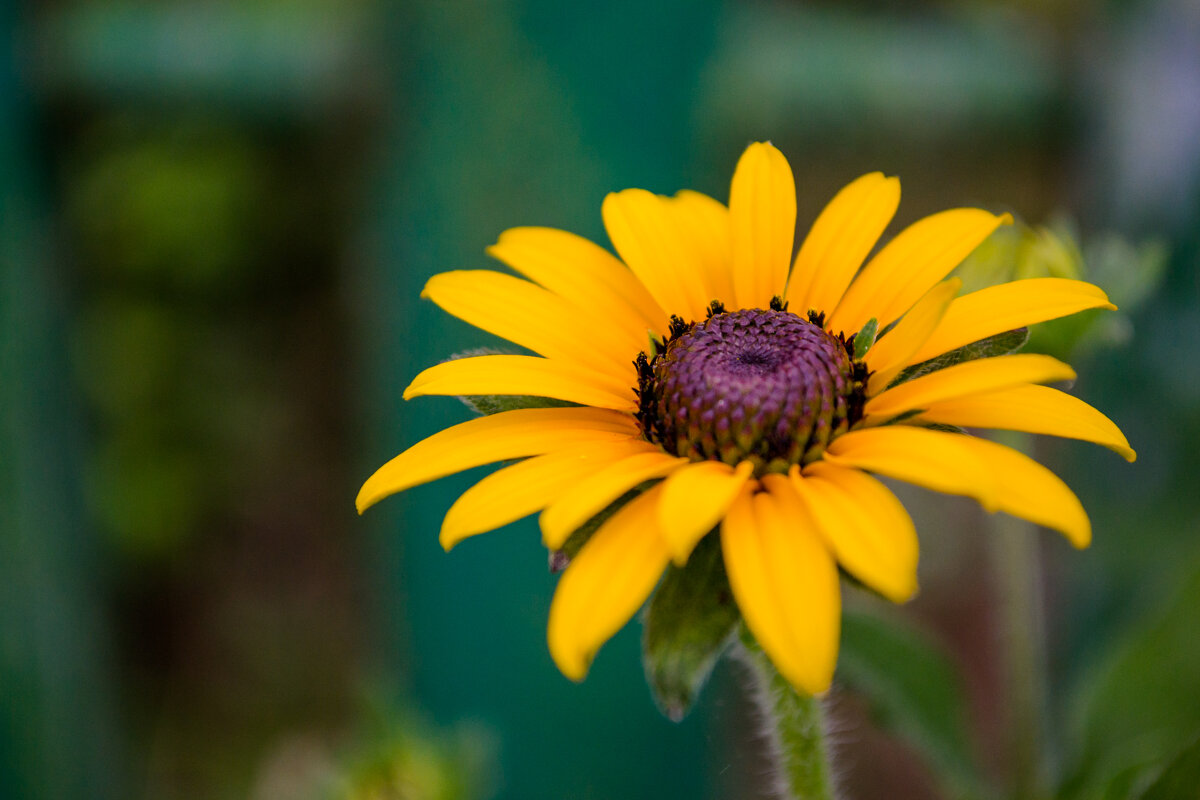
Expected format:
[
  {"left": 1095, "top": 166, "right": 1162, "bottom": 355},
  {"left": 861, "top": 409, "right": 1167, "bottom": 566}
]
[
  {"left": 738, "top": 628, "right": 835, "bottom": 800},
  {"left": 989, "top": 430, "right": 1050, "bottom": 800}
]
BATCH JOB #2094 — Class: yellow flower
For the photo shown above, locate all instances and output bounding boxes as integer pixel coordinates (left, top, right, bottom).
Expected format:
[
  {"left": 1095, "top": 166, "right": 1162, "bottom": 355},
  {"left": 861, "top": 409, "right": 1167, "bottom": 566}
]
[{"left": 357, "top": 142, "right": 1134, "bottom": 696}]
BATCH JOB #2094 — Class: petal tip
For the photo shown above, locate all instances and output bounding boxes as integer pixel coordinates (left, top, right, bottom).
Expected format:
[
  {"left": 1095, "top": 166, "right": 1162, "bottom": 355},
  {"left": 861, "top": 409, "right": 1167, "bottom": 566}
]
[{"left": 354, "top": 488, "right": 376, "bottom": 515}]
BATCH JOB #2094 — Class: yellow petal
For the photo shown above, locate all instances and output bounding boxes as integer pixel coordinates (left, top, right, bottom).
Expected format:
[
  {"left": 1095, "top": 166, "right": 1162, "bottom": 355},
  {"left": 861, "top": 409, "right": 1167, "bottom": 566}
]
[
  {"left": 953, "top": 435, "right": 1092, "bottom": 548},
  {"left": 405, "top": 355, "right": 636, "bottom": 411},
  {"left": 822, "top": 426, "right": 998, "bottom": 510},
  {"left": 730, "top": 142, "right": 797, "bottom": 310},
  {"left": 823, "top": 426, "right": 1091, "bottom": 547},
  {"left": 487, "top": 226, "right": 667, "bottom": 336},
  {"left": 908, "top": 278, "right": 1118, "bottom": 365},
  {"left": 422, "top": 270, "right": 631, "bottom": 377},
  {"left": 547, "top": 484, "right": 671, "bottom": 680},
  {"left": 668, "top": 190, "right": 737, "bottom": 309},
  {"left": 602, "top": 189, "right": 716, "bottom": 322},
  {"left": 722, "top": 482, "right": 841, "bottom": 695},
  {"left": 829, "top": 209, "right": 1011, "bottom": 336},
  {"left": 657, "top": 460, "right": 754, "bottom": 564},
  {"left": 439, "top": 439, "right": 656, "bottom": 550},
  {"left": 865, "top": 354, "right": 1076, "bottom": 423},
  {"left": 914, "top": 384, "right": 1136, "bottom": 462},
  {"left": 539, "top": 448, "right": 686, "bottom": 549},
  {"left": 356, "top": 407, "right": 640, "bottom": 513},
  {"left": 786, "top": 172, "right": 901, "bottom": 316},
  {"left": 790, "top": 463, "right": 918, "bottom": 603},
  {"left": 865, "top": 278, "right": 961, "bottom": 393}
]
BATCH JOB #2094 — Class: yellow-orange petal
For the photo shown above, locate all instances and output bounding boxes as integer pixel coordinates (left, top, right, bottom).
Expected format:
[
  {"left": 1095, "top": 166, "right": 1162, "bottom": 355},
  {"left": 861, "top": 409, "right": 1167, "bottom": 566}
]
[
  {"left": 539, "top": 448, "right": 686, "bottom": 549},
  {"left": 422, "top": 270, "right": 631, "bottom": 378},
  {"left": 547, "top": 484, "right": 671, "bottom": 680},
  {"left": 823, "top": 426, "right": 1091, "bottom": 547},
  {"left": 791, "top": 463, "right": 918, "bottom": 603},
  {"left": 439, "top": 439, "right": 657, "bottom": 550},
  {"left": 356, "top": 407, "right": 639, "bottom": 513},
  {"left": 908, "top": 278, "right": 1118, "bottom": 365},
  {"left": 952, "top": 435, "right": 1092, "bottom": 548},
  {"left": 657, "top": 460, "right": 754, "bottom": 564},
  {"left": 829, "top": 209, "right": 1011, "bottom": 336},
  {"left": 602, "top": 189, "right": 715, "bottom": 322},
  {"left": 913, "top": 384, "right": 1136, "bottom": 462},
  {"left": 487, "top": 226, "right": 667, "bottom": 335},
  {"left": 822, "top": 426, "right": 998, "bottom": 510},
  {"left": 722, "top": 481, "right": 840, "bottom": 696},
  {"left": 668, "top": 190, "right": 737, "bottom": 309},
  {"left": 864, "top": 354, "right": 1076, "bottom": 423},
  {"left": 865, "top": 278, "right": 961, "bottom": 394},
  {"left": 786, "top": 172, "right": 901, "bottom": 316},
  {"left": 730, "top": 142, "right": 797, "bottom": 310},
  {"left": 405, "top": 355, "right": 635, "bottom": 411}
]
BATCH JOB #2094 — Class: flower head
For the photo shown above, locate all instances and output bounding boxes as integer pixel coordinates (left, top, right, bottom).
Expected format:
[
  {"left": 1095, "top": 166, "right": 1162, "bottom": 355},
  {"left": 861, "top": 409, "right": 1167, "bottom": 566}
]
[{"left": 357, "top": 142, "right": 1133, "bottom": 696}]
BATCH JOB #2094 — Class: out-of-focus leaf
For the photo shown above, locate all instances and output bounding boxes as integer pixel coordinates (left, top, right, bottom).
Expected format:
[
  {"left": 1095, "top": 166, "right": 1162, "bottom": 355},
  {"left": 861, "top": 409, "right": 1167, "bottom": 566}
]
[
  {"left": 1079, "top": 231, "right": 1169, "bottom": 314},
  {"left": 890, "top": 327, "right": 1028, "bottom": 388},
  {"left": 837, "top": 610, "right": 987, "bottom": 799},
  {"left": 642, "top": 533, "right": 740, "bottom": 721},
  {"left": 1060, "top": 558, "right": 1200, "bottom": 800},
  {"left": 1136, "top": 734, "right": 1200, "bottom": 800}
]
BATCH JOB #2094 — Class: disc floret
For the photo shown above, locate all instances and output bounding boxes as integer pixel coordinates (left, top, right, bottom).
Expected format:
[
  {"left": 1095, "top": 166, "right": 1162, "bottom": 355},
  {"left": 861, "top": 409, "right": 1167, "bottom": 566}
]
[{"left": 636, "top": 307, "right": 864, "bottom": 475}]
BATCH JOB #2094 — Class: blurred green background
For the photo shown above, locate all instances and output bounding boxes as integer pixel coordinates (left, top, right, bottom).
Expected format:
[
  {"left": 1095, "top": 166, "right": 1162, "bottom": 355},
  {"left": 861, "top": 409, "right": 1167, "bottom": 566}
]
[{"left": 2, "top": 1, "right": 1199, "bottom": 798}]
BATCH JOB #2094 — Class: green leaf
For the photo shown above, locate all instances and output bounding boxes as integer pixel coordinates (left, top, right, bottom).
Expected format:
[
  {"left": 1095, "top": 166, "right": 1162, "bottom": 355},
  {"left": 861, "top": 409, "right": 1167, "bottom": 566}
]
[
  {"left": 852, "top": 318, "right": 878, "bottom": 359},
  {"left": 889, "top": 327, "right": 1028, "bottom": 388},
  {"left": 1060, "top": 558, "right": 1200, "bottom": 800},
  {"left": 1136, "top": 734, "right": 1200, "bottom": 800},
  {"left": 837, "top": 610, "right": 986, "bottom": 799},
  {"left": 642, "top": 533, "right": 740, "bottom": 721}
]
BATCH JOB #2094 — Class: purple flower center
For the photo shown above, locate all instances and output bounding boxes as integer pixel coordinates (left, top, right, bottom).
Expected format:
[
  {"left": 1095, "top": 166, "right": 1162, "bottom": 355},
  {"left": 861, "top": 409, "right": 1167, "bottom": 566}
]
[{"left": 636, "top": 309, "right": 862, "bottom": 474}]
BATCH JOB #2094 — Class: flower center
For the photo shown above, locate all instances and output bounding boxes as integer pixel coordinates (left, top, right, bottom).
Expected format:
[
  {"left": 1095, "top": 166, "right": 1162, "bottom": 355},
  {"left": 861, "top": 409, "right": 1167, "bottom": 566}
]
[{"left": 635, "top": 308, "right": 863, "bottom": 475}]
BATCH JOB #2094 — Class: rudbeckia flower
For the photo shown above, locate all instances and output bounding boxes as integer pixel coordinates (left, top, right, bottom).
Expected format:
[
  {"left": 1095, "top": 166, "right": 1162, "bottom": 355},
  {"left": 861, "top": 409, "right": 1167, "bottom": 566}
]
[{"left": 357, "top": 142, "right": 1133, "bottom": 697}]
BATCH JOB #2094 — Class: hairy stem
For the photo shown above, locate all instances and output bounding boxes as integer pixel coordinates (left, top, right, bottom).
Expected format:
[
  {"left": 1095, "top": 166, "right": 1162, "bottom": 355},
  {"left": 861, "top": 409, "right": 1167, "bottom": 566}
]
[{"left": 738, "top": 629, "right": 835, "bottom": 800}]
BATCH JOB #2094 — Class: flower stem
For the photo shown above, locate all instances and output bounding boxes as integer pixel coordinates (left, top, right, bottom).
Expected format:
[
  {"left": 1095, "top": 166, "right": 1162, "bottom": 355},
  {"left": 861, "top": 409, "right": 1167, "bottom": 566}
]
[
  {"left": 738, "top": 629, "right": 835, "bottom": 800},
  {"left": 989, "top": 430, "right": 1050, "bottom": 799}
]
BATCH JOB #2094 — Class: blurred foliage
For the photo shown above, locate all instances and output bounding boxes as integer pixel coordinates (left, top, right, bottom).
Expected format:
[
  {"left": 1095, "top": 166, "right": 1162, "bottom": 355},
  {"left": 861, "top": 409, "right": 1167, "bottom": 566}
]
[
  {"left": 65, "top": 121, "right": 266, "bottom": 293},
  {"left": 329, "top": 714, "right": 495, "bottom": 800},
  {"left": 953, "top": 219, "right": 1168, "bottom": 360},
  {"left": 246, "top": 699, "right": 496, "bottom": 800},
  {"left": 1059, "top": 554, "right": 1200, "bottom": 800},
  {"left": 837, "top": 609, "right": 986, "bottom": 800}
]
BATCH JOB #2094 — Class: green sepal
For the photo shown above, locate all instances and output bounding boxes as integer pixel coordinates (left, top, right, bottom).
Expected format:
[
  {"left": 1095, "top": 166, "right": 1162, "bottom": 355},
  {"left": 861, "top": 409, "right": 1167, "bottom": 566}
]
[
  {"left": 852, "top": 318, "right": 878, "bottom": 359},
  {"left": 888, "top": 327, "right": 1029, "bottom": 389},
  {"left": 837, "top": 610, "right": 986, "bottom": 799},
  {"left": 460, "top": 394, "right": 577, "bottom": 416},
  {"left": 435, "top": 348, "right": 579, "bottom": 417},
  {"left": 641, "top": 532, "right": 740, "bottom": 721},
  {"left": 548, "top": 486, "right": 643, "bottom": 571}
]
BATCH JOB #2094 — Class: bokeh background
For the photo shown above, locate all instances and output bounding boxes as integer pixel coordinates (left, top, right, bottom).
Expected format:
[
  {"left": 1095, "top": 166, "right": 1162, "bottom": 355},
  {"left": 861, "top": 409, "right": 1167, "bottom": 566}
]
[{"left": 3, "top": 1, "right": 1199, "bottom": 799}]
